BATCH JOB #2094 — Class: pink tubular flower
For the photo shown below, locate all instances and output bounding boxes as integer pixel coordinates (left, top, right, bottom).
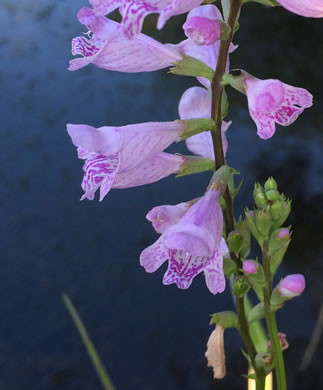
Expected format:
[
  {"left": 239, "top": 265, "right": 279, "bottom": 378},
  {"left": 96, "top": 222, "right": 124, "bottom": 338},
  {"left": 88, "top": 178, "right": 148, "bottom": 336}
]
[
  {"left": 89, "top": 0, "right": 204, "bottom": 38},
  {"left": 183, "top": 5, "right": 223, "bottom": 46},
  {"left": 277, "top": 274, "right": 306, "bottom": 297},
  {"left": 140, "top": 188, "right": 226, "bottom": 294},
  {"left": 66, "top": 121, "right": 184, "bottom": 201},
  {"left": 278, "top": 0, "right": 323, "bottom": 18},
  {"left": 178, "top": 86, "right": 231, "bottom": 159},
  {"left": 69, "top": 7, "right": 181, "bottom": 72},
  {"left": 245, "top": 78, "right": 313, "bottom": 139}
]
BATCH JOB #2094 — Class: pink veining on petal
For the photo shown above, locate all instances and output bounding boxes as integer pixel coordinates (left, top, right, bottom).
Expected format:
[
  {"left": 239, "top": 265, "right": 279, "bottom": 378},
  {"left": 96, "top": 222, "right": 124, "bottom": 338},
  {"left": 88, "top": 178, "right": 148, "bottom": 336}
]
[
  {"left": 163, "top": 249, "right": 208, "bottom": 289},
  {"left": 71, "top": 36, "right": 102, "bottom": 57},
  {"left": 81, "top": 153, "right": 120, "bottom": 201},
  {"left": 121, "top": 1, "right": 159, "bottom": 39},
  {"left": 140, "top": 235, "right": 169, "bottom": 273},
  {"left": 112, "top": 153, "right": 184, "bottom": 188},
  {"left": 245, "top": 78, "right": 313, "bottom": 140},
  {"left": 89, "top": 0, "right": 123, "bottom": 15}
]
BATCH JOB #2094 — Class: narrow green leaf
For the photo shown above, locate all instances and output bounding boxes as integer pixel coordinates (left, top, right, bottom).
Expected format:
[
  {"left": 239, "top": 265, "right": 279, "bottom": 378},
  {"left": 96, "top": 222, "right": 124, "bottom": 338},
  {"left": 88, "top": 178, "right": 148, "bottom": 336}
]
[{"left": 62, "top": 294, "right": 116, "bottom": 390}]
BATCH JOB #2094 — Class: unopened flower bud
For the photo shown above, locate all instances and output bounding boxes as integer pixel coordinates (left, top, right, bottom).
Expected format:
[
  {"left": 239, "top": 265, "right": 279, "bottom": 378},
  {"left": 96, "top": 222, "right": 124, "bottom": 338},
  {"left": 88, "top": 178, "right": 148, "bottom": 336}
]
[
  {"left": 271, "top": 274, "right": 305, "bottom": 305},
  {"left": 268, "top": 227, "right": 290, "bottom": 252},
  {"left": 264, "top": 177, "right": 277, "bottom": 192},
  {"left": 245, "top": 209, "right": 264, "bottom": 248},
  {"left": 205, "top": 326, "right": 226, "bottom": 379},
  {"left": 269, "top": 201, "right": 284, "bottom": 221},
  {"left": 277, "top": 274, "right": 305, "bottom": 297},
  {"left": 243, "top": 259, "right": 258, "bottom": 274},
  {"left": 255, "top": 210, "right": 272, "bottom": 237},
  {"left": 265, "top": 189, "right": 280, "bottom": 202},
  {"left": 243, "top": 260, "right": 266, "bottom": 295},
  {"left": 254, "top": 184, "right": 267, "bottom": 208},
  {"left": 227, "top": 230, "right": 244, "bottom": 255}
]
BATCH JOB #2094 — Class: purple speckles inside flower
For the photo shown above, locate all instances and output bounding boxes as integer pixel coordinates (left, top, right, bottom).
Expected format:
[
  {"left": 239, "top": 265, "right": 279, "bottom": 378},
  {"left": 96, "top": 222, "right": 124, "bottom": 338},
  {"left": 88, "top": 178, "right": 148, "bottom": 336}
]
[
  {"left": 140, "top": 188, "right": 226, "bottom": 294},
  {"left": 245, "top": 78, "right": 313, "bottom": 139}
]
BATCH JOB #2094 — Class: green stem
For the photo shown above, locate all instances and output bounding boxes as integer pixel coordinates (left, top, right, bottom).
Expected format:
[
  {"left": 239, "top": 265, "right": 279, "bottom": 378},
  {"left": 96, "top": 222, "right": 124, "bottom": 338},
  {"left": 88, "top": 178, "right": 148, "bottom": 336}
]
[
  {"left": 263, "top": 243, "right": 287, "bottom": 390},
  {"left": 210, "top": 1, "right": 265, "bottom": 387}
]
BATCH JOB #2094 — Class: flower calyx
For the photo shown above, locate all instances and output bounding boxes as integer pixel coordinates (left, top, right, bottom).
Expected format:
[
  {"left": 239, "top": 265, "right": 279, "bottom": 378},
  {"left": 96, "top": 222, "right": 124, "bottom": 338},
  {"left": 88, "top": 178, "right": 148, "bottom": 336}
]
[{"left": 169, "top": 52, "right": 214, "bottom": 81}]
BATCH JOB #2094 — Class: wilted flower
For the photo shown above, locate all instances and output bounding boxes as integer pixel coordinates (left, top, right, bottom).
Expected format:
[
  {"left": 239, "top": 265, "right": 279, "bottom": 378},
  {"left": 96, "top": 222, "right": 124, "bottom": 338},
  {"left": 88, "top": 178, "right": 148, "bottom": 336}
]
[{"left": 205, "top": 325, "right": 226, "bottom": 379}]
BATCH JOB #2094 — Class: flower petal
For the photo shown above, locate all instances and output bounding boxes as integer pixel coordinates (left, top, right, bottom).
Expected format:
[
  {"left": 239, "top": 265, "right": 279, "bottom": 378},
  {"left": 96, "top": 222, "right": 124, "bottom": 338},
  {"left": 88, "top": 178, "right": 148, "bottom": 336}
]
[
  {"left": 67, "top": 124, "right": 122, "bottom": 156},
  {"left": 204, "top": 248, "right": 226, "bottom": 295},
  {"left": 162, "top": 249, "right": 208, "bottom": 289},
  {"left": 165, "top": 188, "right": 223, "bottom": 257},
  {"left": 140, "top": 235, "right": 169, "bottom": 273},
  {"left": 89, "top": 0, "right": 123, "bottom": 15},
  {"left": 278, "top": 0, "right": 323, "bottom": 17},
  {"left": 146, "top": 202, "right": 190, "bottom": 234},
  {"left": 275, "top": 84, "right": 313, "bottom": 126},
  {"left": 183, "top": 5, "right": 223, "bottom": 46},
  {"left": 81, "top": 153, "right": 120, "bottom": 201},
  {"left": 178, "top": 86, "right": 211, "bottom": 119},
  {"left": 69, "top": 11, "right": 181, "bottom": 72},
  {"left": 121, "top": 1, "right": 159, "bottom": 39},
  {"left": 112, "top": 153, "right": 184, "bottom": 188},
  {"left": 157, "top": 0, "right": 204, "bottom": 30}
]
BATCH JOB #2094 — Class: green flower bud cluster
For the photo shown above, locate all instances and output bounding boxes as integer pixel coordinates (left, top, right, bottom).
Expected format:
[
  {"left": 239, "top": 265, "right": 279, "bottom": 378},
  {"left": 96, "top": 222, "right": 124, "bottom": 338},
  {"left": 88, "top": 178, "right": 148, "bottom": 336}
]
[{"left": 245, "top": 178, "right": 291, "bottom": 249}]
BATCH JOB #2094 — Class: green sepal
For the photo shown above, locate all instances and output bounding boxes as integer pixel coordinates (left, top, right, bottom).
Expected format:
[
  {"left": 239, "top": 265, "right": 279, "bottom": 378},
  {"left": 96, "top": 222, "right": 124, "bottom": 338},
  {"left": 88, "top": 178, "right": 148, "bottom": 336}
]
[
  {"left": 177, "top": 118, "right": 215, "bottom": 141},
  {"left": 247, "top": 303, "right": 265, "bottom": 323},
  {"left": 265, "top": 189, "right": 280, "bottom": 202},
  {"left": 223, "top": 256, "right": 237, "bottom": 277},
  {"left": 218, "top": 20, "right": 231, "bottom": 40},
  {"left": 255, "top": 210, "right": 272, "bottom": 238},
  {"left": 268, "top": 228, "right": 291, "bottom": 253},
  {"left": 242, "top": 373, "right": 257, "bottom": 380},
  {"left": 176, "top": 155, "right": 214, "bottom": 177},
  {"left": 232, "top": 178, "right": 244, "bottom": 200},
  {"left": 245, "top": 209, "right": 264, "bottom": 248},
  {"left": 255, "top": 353, "right": 274, "bottom": 375},
  {"left": 241, "top": 348, "right": 251, "bottom": 363},
  {"left": 242, "top": 0, "right": 277, "bottom": 6},
  {"left": 270, "top": 240, "right": 290, "bottom": 276},
  {"left": 236, "top": 215, "right": 251, "bottom": 259},
  {"left": 221, "top": 88, "right": 229, "bottom": 119},
  {"left": 169, "top": 52, "right": 214, "bottom": 81},
  {"left": 222, "top": 69, "right": 251, "bottom": 93},
  {"left": 208, "top": 165, "right": 237, "bottom": 195},
  {"left": 227, "top": 230, "right": 244, "bottom": 255},
  {"left": 209, "top": 311, "right": 238, "bottom": 328},
  {"left": 233, "top": 276, "right": 250, "bottom": 297},
  {"left": 264, "top": 177, "right": 277, "bottom": 192},
  {"left": 254, "top": 183, "right": 267, "bottom": 208}
]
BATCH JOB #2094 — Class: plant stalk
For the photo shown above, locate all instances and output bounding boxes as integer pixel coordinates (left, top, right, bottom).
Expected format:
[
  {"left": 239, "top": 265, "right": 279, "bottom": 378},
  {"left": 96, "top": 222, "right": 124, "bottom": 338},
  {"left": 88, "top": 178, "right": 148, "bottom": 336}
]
[
  {"left": 210, "top": 0, "right": 265, "bottom": 387},
  {"left": 262, "top": 242, "right": 287, "bottom": 390}
]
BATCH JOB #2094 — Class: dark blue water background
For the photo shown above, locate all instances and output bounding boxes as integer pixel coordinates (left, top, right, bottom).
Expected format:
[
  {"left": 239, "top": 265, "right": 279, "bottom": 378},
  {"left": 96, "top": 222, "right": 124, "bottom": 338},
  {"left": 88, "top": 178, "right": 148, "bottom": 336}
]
[{"left": 1, "top": 1, "right": 323, "bottom": 389}]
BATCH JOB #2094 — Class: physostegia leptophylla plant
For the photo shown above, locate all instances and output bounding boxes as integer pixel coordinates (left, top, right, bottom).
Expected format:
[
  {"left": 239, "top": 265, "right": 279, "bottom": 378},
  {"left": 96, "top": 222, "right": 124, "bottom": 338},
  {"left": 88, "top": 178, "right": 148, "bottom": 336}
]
[{"left": 66, "top": 1, "right": 322, "bottom": 389}]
